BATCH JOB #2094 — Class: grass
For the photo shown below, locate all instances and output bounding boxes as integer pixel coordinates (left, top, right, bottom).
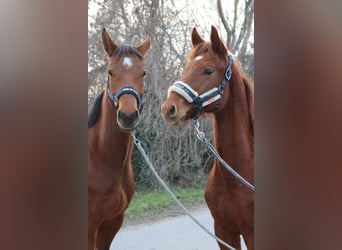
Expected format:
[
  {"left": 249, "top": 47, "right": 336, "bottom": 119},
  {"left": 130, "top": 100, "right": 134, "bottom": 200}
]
[{"left": 126, "top": 187, "right": 205, "bottom": 216}]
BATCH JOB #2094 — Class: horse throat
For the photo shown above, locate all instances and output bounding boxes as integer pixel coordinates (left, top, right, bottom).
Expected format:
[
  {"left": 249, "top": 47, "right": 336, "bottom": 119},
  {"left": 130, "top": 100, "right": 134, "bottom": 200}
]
[
  {"left": 92, "top": 91, "right": 133, "bottom": 170},
  {"left": 213, "top": 72, "right": 254, "bottom": 176}
]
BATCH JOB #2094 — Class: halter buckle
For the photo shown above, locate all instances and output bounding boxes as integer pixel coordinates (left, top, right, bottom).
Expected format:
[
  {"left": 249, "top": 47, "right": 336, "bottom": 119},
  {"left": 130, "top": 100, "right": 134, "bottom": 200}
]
[{"left": 225, "top": 68, "right": 232, "bottom": 81}]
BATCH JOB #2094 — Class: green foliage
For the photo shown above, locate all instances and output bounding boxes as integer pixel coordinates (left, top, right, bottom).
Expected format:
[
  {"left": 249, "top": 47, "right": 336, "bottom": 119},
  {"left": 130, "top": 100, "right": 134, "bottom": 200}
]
[
  {"left": 126, "top": 187, "right": 205, "bottom": 216},
  {"left": 131, "top": 121, "right": 213, "bottom": 191}
]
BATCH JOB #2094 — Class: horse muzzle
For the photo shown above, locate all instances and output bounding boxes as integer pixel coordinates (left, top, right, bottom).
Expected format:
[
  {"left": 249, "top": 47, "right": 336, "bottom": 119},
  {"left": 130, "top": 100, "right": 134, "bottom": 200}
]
[
  {"left": 117, "top": 109, "right": 140, "bottom": 131},
  {"left": 161, "top": 96, "right": 190, "bottom": 127}
]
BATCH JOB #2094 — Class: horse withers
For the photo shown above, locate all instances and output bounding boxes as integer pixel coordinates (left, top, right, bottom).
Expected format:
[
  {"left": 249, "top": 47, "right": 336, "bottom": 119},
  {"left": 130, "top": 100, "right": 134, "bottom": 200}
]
[
  {"left": 88, "top": 28, "right": 150, "bottom": 250},
  {"left": 161, "top": 26, "right": 254, "bottom": 249}
]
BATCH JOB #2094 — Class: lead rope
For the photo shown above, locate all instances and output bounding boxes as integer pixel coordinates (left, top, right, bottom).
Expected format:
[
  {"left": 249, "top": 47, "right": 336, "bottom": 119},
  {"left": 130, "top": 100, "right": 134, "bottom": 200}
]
[
  {"left": 133, "top": 132, "right": 236, "bottom": 250},
  {"left": 193, "top": 120, "right": 255, "bottom": 191}
]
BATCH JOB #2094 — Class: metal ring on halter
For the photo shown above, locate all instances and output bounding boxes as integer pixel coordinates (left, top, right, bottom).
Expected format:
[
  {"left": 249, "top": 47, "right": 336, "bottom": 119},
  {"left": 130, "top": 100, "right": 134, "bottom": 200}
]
[
  {"left": 225, "top": 68, "right": 232, "bottom": 80},
  {"left": 218, "top": 85, "right": 225, "bottom": 95},
  {"left": 225, "top": 54, "right": 233, "bottom": 81}
]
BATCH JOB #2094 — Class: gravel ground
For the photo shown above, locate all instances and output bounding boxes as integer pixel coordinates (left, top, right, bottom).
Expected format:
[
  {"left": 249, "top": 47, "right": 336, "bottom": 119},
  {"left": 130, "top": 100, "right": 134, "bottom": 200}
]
[{"left": 111, "top": 206, "right": 247, "bottom": 250}]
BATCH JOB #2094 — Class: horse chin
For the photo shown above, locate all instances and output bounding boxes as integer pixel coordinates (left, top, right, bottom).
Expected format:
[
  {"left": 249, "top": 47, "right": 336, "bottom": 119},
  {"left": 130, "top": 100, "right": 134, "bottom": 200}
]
[
  {"left": 117, "top": 119, "right": 139, "bottom": 132},
  {"left": 169, "top": 116, "right": 189, "bottom": 128}
]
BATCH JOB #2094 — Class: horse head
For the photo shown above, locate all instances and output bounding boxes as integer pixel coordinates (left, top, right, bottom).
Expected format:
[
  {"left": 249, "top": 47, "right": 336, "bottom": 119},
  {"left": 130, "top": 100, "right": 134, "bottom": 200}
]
[
  {"left": 102, "top": 28, "right": 150, "bottom": 131},
  {"left": 161, "top": 26, "right": 231, "bottom": 126}
]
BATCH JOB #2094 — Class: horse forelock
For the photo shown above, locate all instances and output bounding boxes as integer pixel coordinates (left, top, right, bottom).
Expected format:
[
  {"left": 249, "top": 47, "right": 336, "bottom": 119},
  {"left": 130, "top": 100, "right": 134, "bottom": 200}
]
[
  {"left": 189, "top": 42, "right": 228, "bottom": 61},
  {"left": 188, "top": 43, "right": 210, "bottom": 60},
  {"left": 113, "top": 45, "right": 143, "bottom": 59}
]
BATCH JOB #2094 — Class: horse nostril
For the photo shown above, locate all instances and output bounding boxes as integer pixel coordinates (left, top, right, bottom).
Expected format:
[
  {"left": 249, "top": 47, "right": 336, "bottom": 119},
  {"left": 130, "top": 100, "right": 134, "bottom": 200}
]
[
  {"left": 118, "top": 110, "right": 125, "bottom": 120},
  {"left": 168, "top": 105, "right": 177, "bottom": 117},
  {"left": 118, "top": 110, "right": 139, "bottom": 125},
  {"left": 130, "top": 111, "right": 139, "bottom": 122}
]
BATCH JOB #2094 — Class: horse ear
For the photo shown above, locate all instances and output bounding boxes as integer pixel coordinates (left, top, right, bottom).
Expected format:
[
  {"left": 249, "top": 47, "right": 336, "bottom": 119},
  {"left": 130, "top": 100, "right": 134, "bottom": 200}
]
[
  {"left": 102, "top": 28, "right": 117, "bottom": 57},
  {"left": 136, "top": 36, "right": 151, "bottom": 55},
  {"left": 210, "top": 25, "right": 226, "bottom": 55},
  {"left": 191, "top": 27, "right": 204, "bottom": 47}
]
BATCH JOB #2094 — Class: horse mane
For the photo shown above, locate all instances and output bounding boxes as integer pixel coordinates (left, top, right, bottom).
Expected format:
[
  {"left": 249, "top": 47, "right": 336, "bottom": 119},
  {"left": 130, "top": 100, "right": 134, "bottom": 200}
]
[
  {"left": 188, "top": 42, "right": 228, "bottom": 60},
  {"left": 113, "top": 45, "right": 143, "bottom": 59},
  {"left": 88, "top": 91, "right": 104, "bottom": 128},
  {"left": 188, "top": 43, "right": 210, "bottom": 59},
  {"left": 242, "top": 75, "right": 254, "bottom": 133},
  {"left": 225, "top": 53, "right": 254, "bottom": 133}
]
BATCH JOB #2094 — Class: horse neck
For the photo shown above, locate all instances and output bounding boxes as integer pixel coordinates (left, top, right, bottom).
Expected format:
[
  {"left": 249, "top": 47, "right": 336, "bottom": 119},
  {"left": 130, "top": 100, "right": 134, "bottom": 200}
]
[
  {"left": 95, "top": 89, "right": 133, "bottom": 167},
  {"left": 213, "top": 62, "right": 253, "bottom": 175}
]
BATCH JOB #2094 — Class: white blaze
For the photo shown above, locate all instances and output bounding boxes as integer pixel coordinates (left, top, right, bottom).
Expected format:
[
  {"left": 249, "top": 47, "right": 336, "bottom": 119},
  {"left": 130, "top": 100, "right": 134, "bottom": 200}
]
[
  {"left": 123, "top": 57, "right": 133, "bottom": 69},
  {"left": 194, "top": 55, "right": 203, "bottom": 61}
]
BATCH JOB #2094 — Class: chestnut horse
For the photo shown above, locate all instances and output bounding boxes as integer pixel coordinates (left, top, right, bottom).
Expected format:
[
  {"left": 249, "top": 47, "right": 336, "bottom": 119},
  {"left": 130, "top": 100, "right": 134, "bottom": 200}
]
[
  {"left": 88, "top": 28, "right": 150, "bottom": 250},
  {"left": 161, "top": 26, "right": 254, "bottom": 249}
]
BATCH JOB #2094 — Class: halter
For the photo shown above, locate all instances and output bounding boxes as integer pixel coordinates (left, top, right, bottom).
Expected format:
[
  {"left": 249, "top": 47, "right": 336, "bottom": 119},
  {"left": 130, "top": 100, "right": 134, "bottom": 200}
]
[
  {"left": 167, "top": 54, "right": 233, "bottom": 120},
  {"left": 107, "top": 77, "right": 146, "bottom": 113}
]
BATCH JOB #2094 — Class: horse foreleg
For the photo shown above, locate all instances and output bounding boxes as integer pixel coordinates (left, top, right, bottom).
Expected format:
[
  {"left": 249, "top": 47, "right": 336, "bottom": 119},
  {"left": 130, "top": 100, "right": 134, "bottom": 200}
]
[
  {"left": 214, "top": 221, "right": 241, "bottom": 250},
  {"left": 96, "top": 214, "right": 124, "bottom": 250}
]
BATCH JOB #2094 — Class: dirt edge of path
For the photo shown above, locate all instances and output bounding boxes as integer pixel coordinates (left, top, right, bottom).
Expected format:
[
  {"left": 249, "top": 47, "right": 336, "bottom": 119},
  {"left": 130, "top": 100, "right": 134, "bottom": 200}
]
[{"left": 123, "top": 201, "right": 209, "bottom": 227}]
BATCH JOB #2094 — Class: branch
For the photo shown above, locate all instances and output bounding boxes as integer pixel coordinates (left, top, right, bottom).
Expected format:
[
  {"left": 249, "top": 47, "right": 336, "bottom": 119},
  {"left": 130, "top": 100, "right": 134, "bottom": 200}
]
[
  {"left": 217, "top": 0, "right": 232, "bottom": 47},
  {"left": 235, "top": 0, "right": 254, "bottom": 58}
]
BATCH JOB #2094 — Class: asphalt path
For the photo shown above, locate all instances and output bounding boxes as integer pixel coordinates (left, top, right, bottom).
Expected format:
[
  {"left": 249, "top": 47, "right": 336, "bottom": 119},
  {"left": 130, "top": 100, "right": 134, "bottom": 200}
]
[{"left": 110, "top": 208, "right": 247, "bottom": 250}]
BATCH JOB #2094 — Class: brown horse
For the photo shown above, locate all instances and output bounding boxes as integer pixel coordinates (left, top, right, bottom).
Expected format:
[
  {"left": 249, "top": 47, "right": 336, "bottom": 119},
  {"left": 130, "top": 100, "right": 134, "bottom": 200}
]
[
  {"left": 161, "top": 26, "right": 254, "bottom": 249},
  {"left": 88, "top": 28, "right": 150, "bottom": 250}
]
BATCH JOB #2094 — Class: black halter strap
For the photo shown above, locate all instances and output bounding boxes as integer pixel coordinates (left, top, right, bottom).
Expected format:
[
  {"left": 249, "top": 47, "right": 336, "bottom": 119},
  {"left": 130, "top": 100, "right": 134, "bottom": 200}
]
[{"left": 106, "top": 77, "right": 146, "bottom": 114}]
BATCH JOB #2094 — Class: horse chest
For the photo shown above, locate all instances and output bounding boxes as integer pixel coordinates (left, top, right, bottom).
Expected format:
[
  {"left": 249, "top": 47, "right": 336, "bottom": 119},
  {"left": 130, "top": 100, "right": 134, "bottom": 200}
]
[
  {"left": 89, "top": 174, "right": 132, "bottom": 216},
  {"left": 89, "top": 162, "right": 132, "bottom": 191},
  {"left": 206, "top": 164, "right": 248, "bottom": 207}
]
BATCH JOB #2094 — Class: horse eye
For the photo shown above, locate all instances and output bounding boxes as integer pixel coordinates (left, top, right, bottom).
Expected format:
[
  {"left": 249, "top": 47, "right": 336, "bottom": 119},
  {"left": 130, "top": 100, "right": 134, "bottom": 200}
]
[
  {"left": 108, "top": 70, "right": 112, "bottom": 76},
  {"left": 142, "top": 71, "right": 146, "bottom": 77},
  {"left": 204, "top": 68, "right": 213, "bottom": 75}
]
